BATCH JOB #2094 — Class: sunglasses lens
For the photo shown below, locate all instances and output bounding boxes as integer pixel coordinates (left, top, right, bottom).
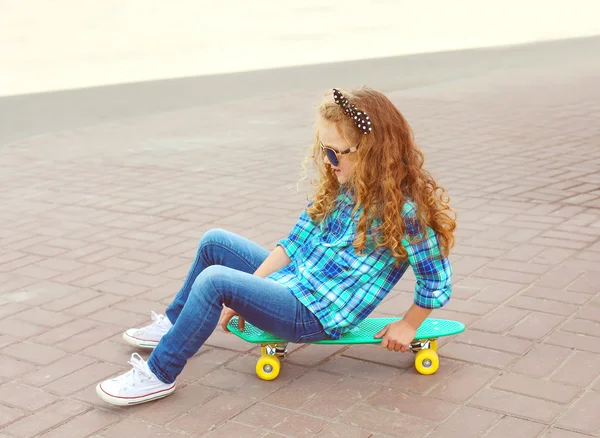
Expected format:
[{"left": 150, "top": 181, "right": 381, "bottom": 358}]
[{"left": 325, "top": 148, "right": 339, "bottom": 166}]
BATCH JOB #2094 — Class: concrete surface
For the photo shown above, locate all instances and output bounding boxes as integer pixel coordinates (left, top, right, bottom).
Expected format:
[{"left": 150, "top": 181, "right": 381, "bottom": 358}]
[{"left": 2, "top": 1, "right": 600, "bottom": 96}]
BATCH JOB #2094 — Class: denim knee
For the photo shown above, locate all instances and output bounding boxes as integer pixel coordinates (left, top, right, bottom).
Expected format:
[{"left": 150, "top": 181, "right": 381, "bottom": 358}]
[
  {"left": 190, "top": 265, "right": 228, "bottom": 303},
  {"left": 199, "top": 228, "right": 228, "bottom": 248}
]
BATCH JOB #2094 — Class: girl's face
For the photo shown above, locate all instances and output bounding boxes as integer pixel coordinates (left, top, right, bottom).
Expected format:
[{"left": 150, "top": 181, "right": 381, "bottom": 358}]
[{"left": 317, "top": 117, "right": 357, "bottom": 185}]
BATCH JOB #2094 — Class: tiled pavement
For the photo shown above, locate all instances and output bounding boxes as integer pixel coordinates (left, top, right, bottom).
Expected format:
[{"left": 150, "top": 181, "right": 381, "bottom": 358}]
[{"left": 1, "top": 48, "right": 600, "bottom": 437}]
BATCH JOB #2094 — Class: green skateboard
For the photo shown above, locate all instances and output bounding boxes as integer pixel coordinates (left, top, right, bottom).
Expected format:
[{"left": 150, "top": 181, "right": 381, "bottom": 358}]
[{"left": 227, "top": 316, "right": 465, "bottom": 380}]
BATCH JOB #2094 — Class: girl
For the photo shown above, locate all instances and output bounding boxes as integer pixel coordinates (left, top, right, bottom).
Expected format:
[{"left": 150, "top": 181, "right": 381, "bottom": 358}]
[{"left": 96, "top": 87, "right": 456, "bottom": 406}]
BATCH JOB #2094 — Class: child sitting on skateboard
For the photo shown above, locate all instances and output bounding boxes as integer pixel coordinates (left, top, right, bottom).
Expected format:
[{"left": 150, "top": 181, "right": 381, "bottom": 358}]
[{"left": 96, "top": 87, "right": 456, "bottom": 406}]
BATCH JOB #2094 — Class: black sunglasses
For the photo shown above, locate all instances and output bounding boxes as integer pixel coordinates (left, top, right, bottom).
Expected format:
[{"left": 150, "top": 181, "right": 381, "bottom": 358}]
[{"left": 319, "top": 141, "right": 359, "bottom": 167}]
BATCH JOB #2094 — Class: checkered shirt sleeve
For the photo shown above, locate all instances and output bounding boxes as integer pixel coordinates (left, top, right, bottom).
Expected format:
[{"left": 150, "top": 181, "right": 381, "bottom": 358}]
[
  {"left": 277, "top": 205, "right": 318, "bottom": 259},
  {"left": 402, "top": 215, "right": 453, "bottom": 309}
]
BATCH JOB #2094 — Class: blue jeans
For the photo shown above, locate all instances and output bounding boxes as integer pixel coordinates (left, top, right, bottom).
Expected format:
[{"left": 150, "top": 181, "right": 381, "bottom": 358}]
[{"left": 147, "top": 228, "right": 328, "bottom": 384}]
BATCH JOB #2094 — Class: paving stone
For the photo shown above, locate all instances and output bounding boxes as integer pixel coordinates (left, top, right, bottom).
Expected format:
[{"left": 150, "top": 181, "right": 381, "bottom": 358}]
[
  {"left": 0, "top": 382, "right": 59, "bottom": 411},
  {"left": 39, "top": 409, "right": 120, "bottom": 438},
  {"left": 388, "top": 358, "right": 462, "bottom": 394},
  {"left": 544, "top": 331, "right": 600, "bottom": 355},
  {"left": 98, "top": 417, "right": 188, "bottom": 437},
  {"left": 2, "top": 400, "right": 89, "bottom": 437},
  {"left": 0, "top": 355, "right": 37, "bottom": 379},
  {"left": 299, "top": 377, "right": 382, "bottom": 420},
  {"left": 507, "top": 295, "right": 579, "bottom": 316},
  {"left": 55, "top": 323, "right": 124, "bottom": 353},
  {"left": 170, "top": 392, "right": 255, "bottom": 435},
  {"left": 31, "top": 319, "right": 98, "bottom": 346},
  {"left": 0, "top": 303, "right": 28, "bottom": 319},
  {"left": 339, "top": 405, "right": 436, "bottom": 437},
  {"left": 233, "top": 403, "right": 330, "bottom": 436},
  {"left": 93, "top": 280, "right": 150, "bottom": 298},
  {"left": 111, "top": 298, "right": 164, "bottom": 315},
  {"left": 262, "top": 370, "right": 342, "bottom": 410},
  {"left": 0, "top": 318, "right": 47, "bottom": 338},
  {"left": 41, "top": 288, "right": 101, "bottom": 312},
  {"left": 317, "top": 356, "right": 404, "bottom": 384},
  {"left": 492, "top": 372, "right": 581, "bottom": 403},
  {"left": 177, "top": 348, "right": 240, "bottom": 383},
  {"left": 438, "top": 342, "right": 517, "bottom": 369},
  {"left": 368, "top": 388, "right": 459, "bottom": 422},
  {"left": 314, "top": 422, "right": 371, "bottom": 438},
  {"left": 523, "top": 286, "right": 591, "bottom": 305},
  {"left": 575, "top": 304, "right": 600, "bottom": 323},
  {"left": 11, "top": 307, "right": 74, "bottom": 328},
  {"left": 286, "top": 343, "right": 346, "bottom": 366},
  {"left": 555, "top": 391, "right": 600, "bottom": 434},
  {"left": 20, "top": 354, "right": 97, "bottom": 387},
  {"left": 1, "top": 341, "right": 68, "bottom": 365},
  {"left": 43, "top": 362, "right": 125, "bottom": 396},
  {"left": 510, "top": 344, "right": 571, "bottom": 377},
  {"left": 456, "top": 329, "right": 534, "bottom": 354},
  {"left": 542, "top": 428, "right": 599, "bottom": 437},
  {"left": 469, "top": 388, "right": 564, "bottom": 423},
  {"left": 81, "top": 339, "right": 144, "bottom": 365},
  {"left": 0, "top": 335, "right": 17, "bottom": 350},
  {"left": 17, "top": 282, "right": 82, "bottom": 307},
  {"left": 202, "top": 422, "right": 263, "bottom": 437},
  {"left": 485, "top": 416, "right": 547, "bottom": 438},
  {"left": 561, "top": 318, "right": 600, "bottom": 338},
  {"left": 196, "top": 366, "right": 304, "bottom": 400},
  {"left": 431, "top": 406, "right": 502, "bottom": 438},
  {"left": 550, "top": 351, "right": 600, "bottom": 387},
  {"left": 472, "top": 307, "right": 530, "bottom": 333},
  {"left": 0, "top": 404, "right": 26, "bottom": 428},
  {"left": 341, "top": 344, "right": 416, "bottom": 369},
  {"left": 508, "top": 312, "right": 565, "bottom": 340},
  {"left": 63, "top": 293, "right": 125, "bottom": 317},
  {"left": 115, "top": 272, "right": 172, "bottom": 289},
  {"left": 131, "top": 383, "right": 220, "bottom": 426},
  {"left": 567, "top": 271, "right": 600, "bottom": 294},
  {"left": 87, "top": 307, "right": 148, "bottom": 326},
  {"left": 427, "top": 363, "right": 499, "bottom": 403}
]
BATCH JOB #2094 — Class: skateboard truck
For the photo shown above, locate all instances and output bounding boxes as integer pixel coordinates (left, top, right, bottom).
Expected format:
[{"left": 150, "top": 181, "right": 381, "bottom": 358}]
[
  {"left": 261, "top": 343, "right": 288, "bottom": 358},
  {"left": 409, "top": 339, "right": 434, "bottom": 351}
]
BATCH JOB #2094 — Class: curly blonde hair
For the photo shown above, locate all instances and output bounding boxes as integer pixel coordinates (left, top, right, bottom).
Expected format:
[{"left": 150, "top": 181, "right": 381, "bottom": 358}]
[{"left": 305, "top": 87, "right": 456, "bottom": 264}]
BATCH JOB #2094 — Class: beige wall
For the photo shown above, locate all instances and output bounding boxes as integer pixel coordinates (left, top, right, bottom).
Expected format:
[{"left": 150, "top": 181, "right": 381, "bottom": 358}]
[{"left": 2, "top": 0, "right": 600, "bottom": 96}]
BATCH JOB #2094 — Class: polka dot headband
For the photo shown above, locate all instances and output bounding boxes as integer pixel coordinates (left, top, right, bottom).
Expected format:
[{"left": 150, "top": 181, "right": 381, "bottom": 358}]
[{"left": 333, "top": 88, "right": 373, "bottom": 134}]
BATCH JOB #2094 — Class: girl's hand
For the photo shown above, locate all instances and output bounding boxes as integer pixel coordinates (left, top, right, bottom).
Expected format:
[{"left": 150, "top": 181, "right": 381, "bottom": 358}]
[
  {"left": 374, "top": 320, "right": 416, "bottom": 352},
  {"left": 220, "top": 306, "right": 245, "bottom": 332}
]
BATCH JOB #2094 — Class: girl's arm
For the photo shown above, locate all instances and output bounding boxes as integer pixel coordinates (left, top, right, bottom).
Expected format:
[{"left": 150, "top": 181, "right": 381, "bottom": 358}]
[
  {"left": 253, "top": 245, "right": 291, "bottom": 278},
  {"left": 220, "top": 245, "right": 291, "bottom": 332}
]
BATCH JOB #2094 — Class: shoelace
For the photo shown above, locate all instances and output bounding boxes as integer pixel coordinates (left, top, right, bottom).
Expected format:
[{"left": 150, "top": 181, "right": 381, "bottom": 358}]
[
  {"left": 150, "top": 310, "right": 164, "bottom": 324},
  {"left": 136, "top": 311, "right": 166, "bottom": 336},
  {"left": 119, "top": 353, "right": 152, "bottom": 387}
]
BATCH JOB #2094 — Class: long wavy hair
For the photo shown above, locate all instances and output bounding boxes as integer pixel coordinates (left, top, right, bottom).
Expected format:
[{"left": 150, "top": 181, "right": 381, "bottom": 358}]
[{"left": 304, "top": 87, "right": 456, "bottom": 264}]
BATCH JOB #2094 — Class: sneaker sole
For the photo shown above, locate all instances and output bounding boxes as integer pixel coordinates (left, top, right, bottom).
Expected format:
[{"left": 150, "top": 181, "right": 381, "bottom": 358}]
[
  {"left": 122, "top": 332, "right": 159, "bottom": 349},
  {"left": 96, "top": 382, "right": 176, "bottom": 406}
]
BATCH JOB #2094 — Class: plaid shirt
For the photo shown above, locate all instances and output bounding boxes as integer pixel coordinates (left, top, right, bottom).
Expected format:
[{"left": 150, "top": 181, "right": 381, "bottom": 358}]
[{"left": 267, "top": 192, "right": 453, "bottom": 339}]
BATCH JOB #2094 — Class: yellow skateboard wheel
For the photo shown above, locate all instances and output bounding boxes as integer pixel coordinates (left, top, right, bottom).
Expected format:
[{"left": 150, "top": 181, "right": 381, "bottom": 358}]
[
  {"left": 415, "top": 349, "right": 439, "bottom": 375},
  {"left": 429, "top": 340, "right": 438, "bottom": 351},
  {"left": 256, "top": 355, "right": 280, "bottom": 381}
]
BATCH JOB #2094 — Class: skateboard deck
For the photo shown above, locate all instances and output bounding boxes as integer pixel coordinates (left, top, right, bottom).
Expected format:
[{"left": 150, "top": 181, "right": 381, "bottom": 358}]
[{"left": 227, "top": 316, "right": 465, "bottom": 380}]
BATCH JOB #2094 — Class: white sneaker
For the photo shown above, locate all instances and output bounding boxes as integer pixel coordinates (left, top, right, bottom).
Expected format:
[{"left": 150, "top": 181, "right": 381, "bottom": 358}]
[
  {"left": 96, "top": 353, "right": 176, "bottom": 406},
  {"left": 123, "top": 311, "right": 173, "bottom": 349}
]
